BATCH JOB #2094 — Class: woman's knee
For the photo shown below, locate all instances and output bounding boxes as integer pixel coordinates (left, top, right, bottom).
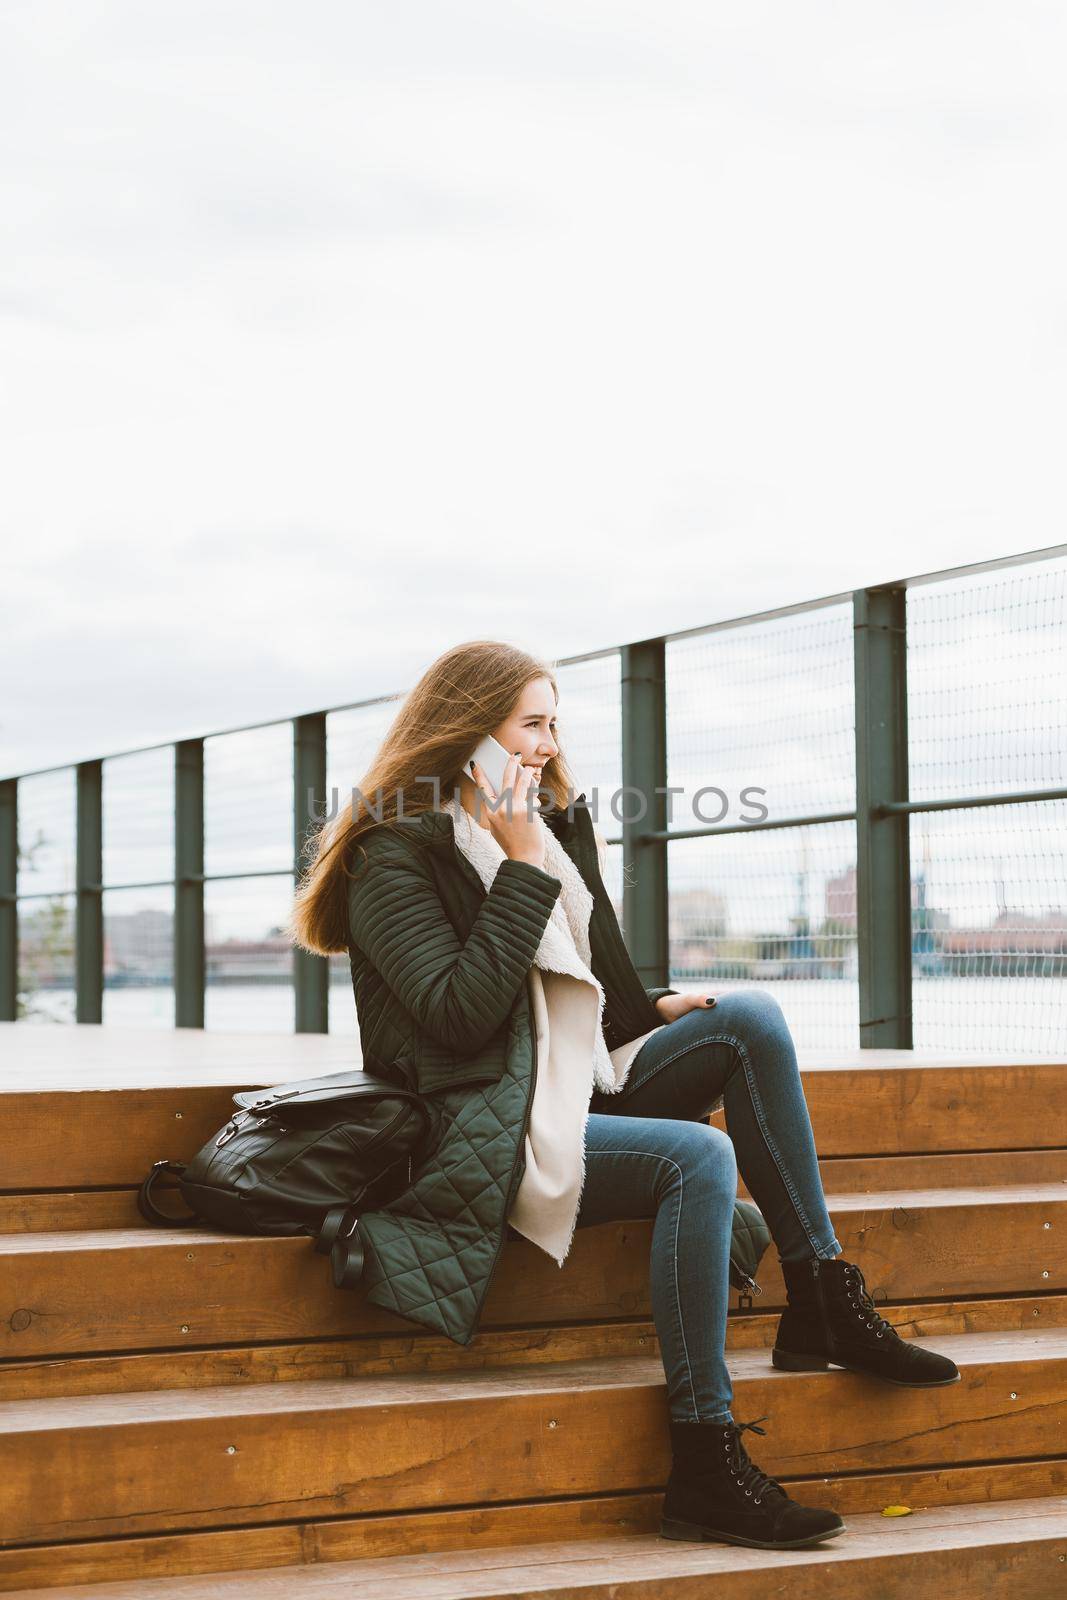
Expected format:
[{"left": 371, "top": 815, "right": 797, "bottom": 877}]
[
  {"left": 709, "top": 986, "right": 787, "bottom": 1040},
  {"left": 672, "top": 1120, "right": 737, "bottom": 1197}
]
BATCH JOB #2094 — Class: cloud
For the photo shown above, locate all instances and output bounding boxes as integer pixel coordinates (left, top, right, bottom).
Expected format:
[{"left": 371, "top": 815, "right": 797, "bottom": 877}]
[{"left": 4, "top": 0, "right": 1066, "bottom": 781}]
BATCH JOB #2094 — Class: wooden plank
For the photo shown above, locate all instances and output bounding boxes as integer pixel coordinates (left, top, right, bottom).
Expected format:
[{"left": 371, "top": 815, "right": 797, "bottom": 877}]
[
  {"left": 0, "top": 1191, "right": 155, "bottom": 1233},
  {"left": 1, "top": 1331, "right": 1064, "bottom": 1544},
  {"left": 2, "top": 1024, "right": 1058, "bottom": 1091},
  {"left": 2, "top": 1152, "right": 1065, "bottom": 1237},
  {"left": 10, "top": 1501, "right": 1067, "bottom": 1600},
  {"left": 2, "top": 1466, "right": 1064, "bottom": 1594},
  {"left": 810, "top": 1150, "right": 1067, "bottom": 1194},
  {"left": 3, "top": 1187, "right": 1064, "bottom": 1362},
  {"left": 3, "top": 1297, "right": 1065, "bottom": 1406},
  {"left": 0, "top": 1023, "right": 361, "bottom": 1088},
  {"left": 0, "top": 1087, "right": 251, "bottom": 1191},
  {"left": 4, "top": 1060, "right": 1067, "bottom": 1191},
  {"left": 4, "top": 1151, "right": 1067, "bottom": 1235},
  {"left": 710, "top": 1061, "right": 1067, "bottom": 1156}
]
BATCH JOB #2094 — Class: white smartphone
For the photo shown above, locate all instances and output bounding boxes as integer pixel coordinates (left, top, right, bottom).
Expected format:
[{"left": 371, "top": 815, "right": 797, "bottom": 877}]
[{"left": 464, "top": 732, "right": 514, "bottom": 796}]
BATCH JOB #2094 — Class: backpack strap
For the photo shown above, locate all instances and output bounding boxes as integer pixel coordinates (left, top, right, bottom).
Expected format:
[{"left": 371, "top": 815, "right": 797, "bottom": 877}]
[
  {"left": 316, "top": 1205, "right": 365, "bottom": 1289},
  {"left": 136, "top": 1160, "right": 200, "bottom": 1226},
  {"left": 315, "top": 1205, "right": 354, "bottom": 1255}
]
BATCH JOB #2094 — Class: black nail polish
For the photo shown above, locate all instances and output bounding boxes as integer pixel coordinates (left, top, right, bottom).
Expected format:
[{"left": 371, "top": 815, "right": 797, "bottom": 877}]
[{"left": 706, "top": 998, "right": 716, "bottom": 1006}]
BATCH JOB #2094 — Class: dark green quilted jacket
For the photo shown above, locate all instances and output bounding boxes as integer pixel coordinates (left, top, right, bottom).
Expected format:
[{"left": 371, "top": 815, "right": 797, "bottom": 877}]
[{"left": 345, "top": 793, "right": 677, "bottom": 1346}]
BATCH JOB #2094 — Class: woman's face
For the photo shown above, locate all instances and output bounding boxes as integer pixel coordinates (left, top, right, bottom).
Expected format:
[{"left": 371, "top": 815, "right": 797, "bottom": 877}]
[{"left": 492, "top": 676, "right": 560, "bottom": 784}]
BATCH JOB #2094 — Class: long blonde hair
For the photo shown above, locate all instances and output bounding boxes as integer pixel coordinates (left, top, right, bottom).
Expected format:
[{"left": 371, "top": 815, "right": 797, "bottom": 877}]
[{"left": 285, "top": 639, "right": 580, "bottom": 956}]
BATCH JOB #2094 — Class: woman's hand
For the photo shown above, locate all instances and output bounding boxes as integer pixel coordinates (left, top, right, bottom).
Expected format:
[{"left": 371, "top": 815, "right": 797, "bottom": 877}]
[
  {"left": 654, "top": 990, "right": 717, "bottom": 1023},
  {"left": 470, "top": 753, "right": 545, "bottom": 867}
]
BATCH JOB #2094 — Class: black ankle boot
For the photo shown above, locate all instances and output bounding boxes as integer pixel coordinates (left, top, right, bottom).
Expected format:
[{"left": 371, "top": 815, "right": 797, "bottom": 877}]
[
  {"left": 772, "top": 1255, "right": 961, "bottom": 1386},
  {"left": 660, "top": 1415, "right": 846, "bottom": 1549}
]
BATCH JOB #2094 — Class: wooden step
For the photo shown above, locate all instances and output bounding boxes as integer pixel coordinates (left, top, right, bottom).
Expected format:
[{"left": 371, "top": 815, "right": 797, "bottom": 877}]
[
  {"left": 3, "top": 1031, "right": 1063, "bottom": 1594},
  {"left": 2, "top": 1329, "right": 1064, "bottom": 1547},
  {"left": 5, "top": 1151, "right": 1066, "bottom": 1235},
  {"left": 794, "top": 1148, "right": 1067, "bottom": 1196},
  {"left": 2, "top": 1042, "right": 1064, "bottom": 1192},
  {"left": 4, "top": 1498, "right": 1066, "bottom": 1600},
  {"left": 707, "top": 1058, "right": 1067, "bottom": 1157},
  {"left": 2, "top": 1185, "right": 1063, "bottom": 1363},
  {"left": 4, "top": 1294, "right": 1065, "bottom": 1406},
  {"left": 3, "top": 1471, "right": 1066, "bottom": 1594}
]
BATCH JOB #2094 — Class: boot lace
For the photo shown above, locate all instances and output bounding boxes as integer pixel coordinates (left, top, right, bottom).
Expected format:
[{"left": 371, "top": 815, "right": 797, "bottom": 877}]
[
  {"left": 722, "top": 1416, "right": 786, "bottom": 1505},
  {"left": 842, "top": 1261, "right": 895, "bottom": 1337}
]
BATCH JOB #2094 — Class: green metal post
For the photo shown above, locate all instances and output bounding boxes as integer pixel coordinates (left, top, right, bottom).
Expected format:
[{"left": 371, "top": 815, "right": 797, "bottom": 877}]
[
  {"left": 620, "top": 638, "right": 670, "bottom": 986},
  {"left": 0, "top": 779, "right": 16, "bottom": 1019},
  {"left": 853, "top": 585, "right": 913, "bottom": 1047},
  {"left": 175, "top": 739, "right": 205, "bottom": 1029},
  {"left": 294, "top": 713, "right": 329, "bottom": 1032},
  {"left": 75, "top": 760, "right": 103, "bottom": 1023}
]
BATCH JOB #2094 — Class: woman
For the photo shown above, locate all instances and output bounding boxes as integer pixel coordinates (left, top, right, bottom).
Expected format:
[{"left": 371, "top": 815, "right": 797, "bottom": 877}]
[{"left": 288, "top": 639, "right": 959, "bottom": 1554}]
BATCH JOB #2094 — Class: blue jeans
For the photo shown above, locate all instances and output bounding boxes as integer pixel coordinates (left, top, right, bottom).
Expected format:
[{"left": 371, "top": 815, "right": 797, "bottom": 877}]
[{"left": 576, "top": 989, "right": 843, "bottom": 1423}]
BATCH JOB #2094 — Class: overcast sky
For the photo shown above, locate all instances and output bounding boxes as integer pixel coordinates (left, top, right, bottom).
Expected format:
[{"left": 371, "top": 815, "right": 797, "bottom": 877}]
[{"left": 4, "top": 0, "right": 1066, "bottom": 779}]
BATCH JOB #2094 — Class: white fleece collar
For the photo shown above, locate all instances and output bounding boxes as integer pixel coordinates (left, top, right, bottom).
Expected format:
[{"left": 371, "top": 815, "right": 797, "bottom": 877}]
[{"left": 442, "top": 798, "right": 620, "bottom": 1094}]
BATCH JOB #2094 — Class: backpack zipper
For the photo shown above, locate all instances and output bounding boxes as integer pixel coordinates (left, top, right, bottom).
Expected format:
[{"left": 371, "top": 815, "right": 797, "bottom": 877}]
[
  {"left": 215, "top": 1109, "right": 253, "bottom": 1148},
  {"left": 732, "top": 1255, "right": 763, "bottom": 1310}
]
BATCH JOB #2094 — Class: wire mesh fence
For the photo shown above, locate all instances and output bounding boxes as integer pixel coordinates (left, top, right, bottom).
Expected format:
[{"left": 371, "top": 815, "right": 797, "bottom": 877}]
[
  {"left": 4, "top": 549, "right": 1065, "bottom": 1050},
  {"left": 906, "top": 554, "right": 1067, "bottom": 1050},
  {"left": 661, "top": 604, "right": 857, "bottom": 1050}
]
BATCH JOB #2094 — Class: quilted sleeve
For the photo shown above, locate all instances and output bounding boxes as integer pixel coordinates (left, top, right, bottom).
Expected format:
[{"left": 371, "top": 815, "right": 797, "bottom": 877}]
[
  {"left": 348, "top": 849, "right": 563, "bottom": 1055},
  {"left": 645, "top": 985, "right": 680, "bottom": 1009}
]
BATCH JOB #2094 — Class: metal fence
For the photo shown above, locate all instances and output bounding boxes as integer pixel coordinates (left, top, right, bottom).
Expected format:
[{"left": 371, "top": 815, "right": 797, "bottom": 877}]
[{"left": 3, "top": 544, "right": 1065, "bottom": 1053}]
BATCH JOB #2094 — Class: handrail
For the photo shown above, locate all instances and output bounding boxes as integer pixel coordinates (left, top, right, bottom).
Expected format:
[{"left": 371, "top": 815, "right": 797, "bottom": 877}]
[
  {"left": 8, "top": 538, "right": 1065, "bottom": 784},
  {"left": 4, "top": 539, "right": 1065, "bottom": 1044}
]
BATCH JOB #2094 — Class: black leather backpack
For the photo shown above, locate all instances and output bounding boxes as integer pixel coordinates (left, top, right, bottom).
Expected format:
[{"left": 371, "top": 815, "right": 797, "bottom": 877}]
[
  {"left": 137, "top": 1066, "right": 773, "bottom": 1305},
  {"left": 137, "top": 1068, "right": 435, "bottom": 1289}
]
